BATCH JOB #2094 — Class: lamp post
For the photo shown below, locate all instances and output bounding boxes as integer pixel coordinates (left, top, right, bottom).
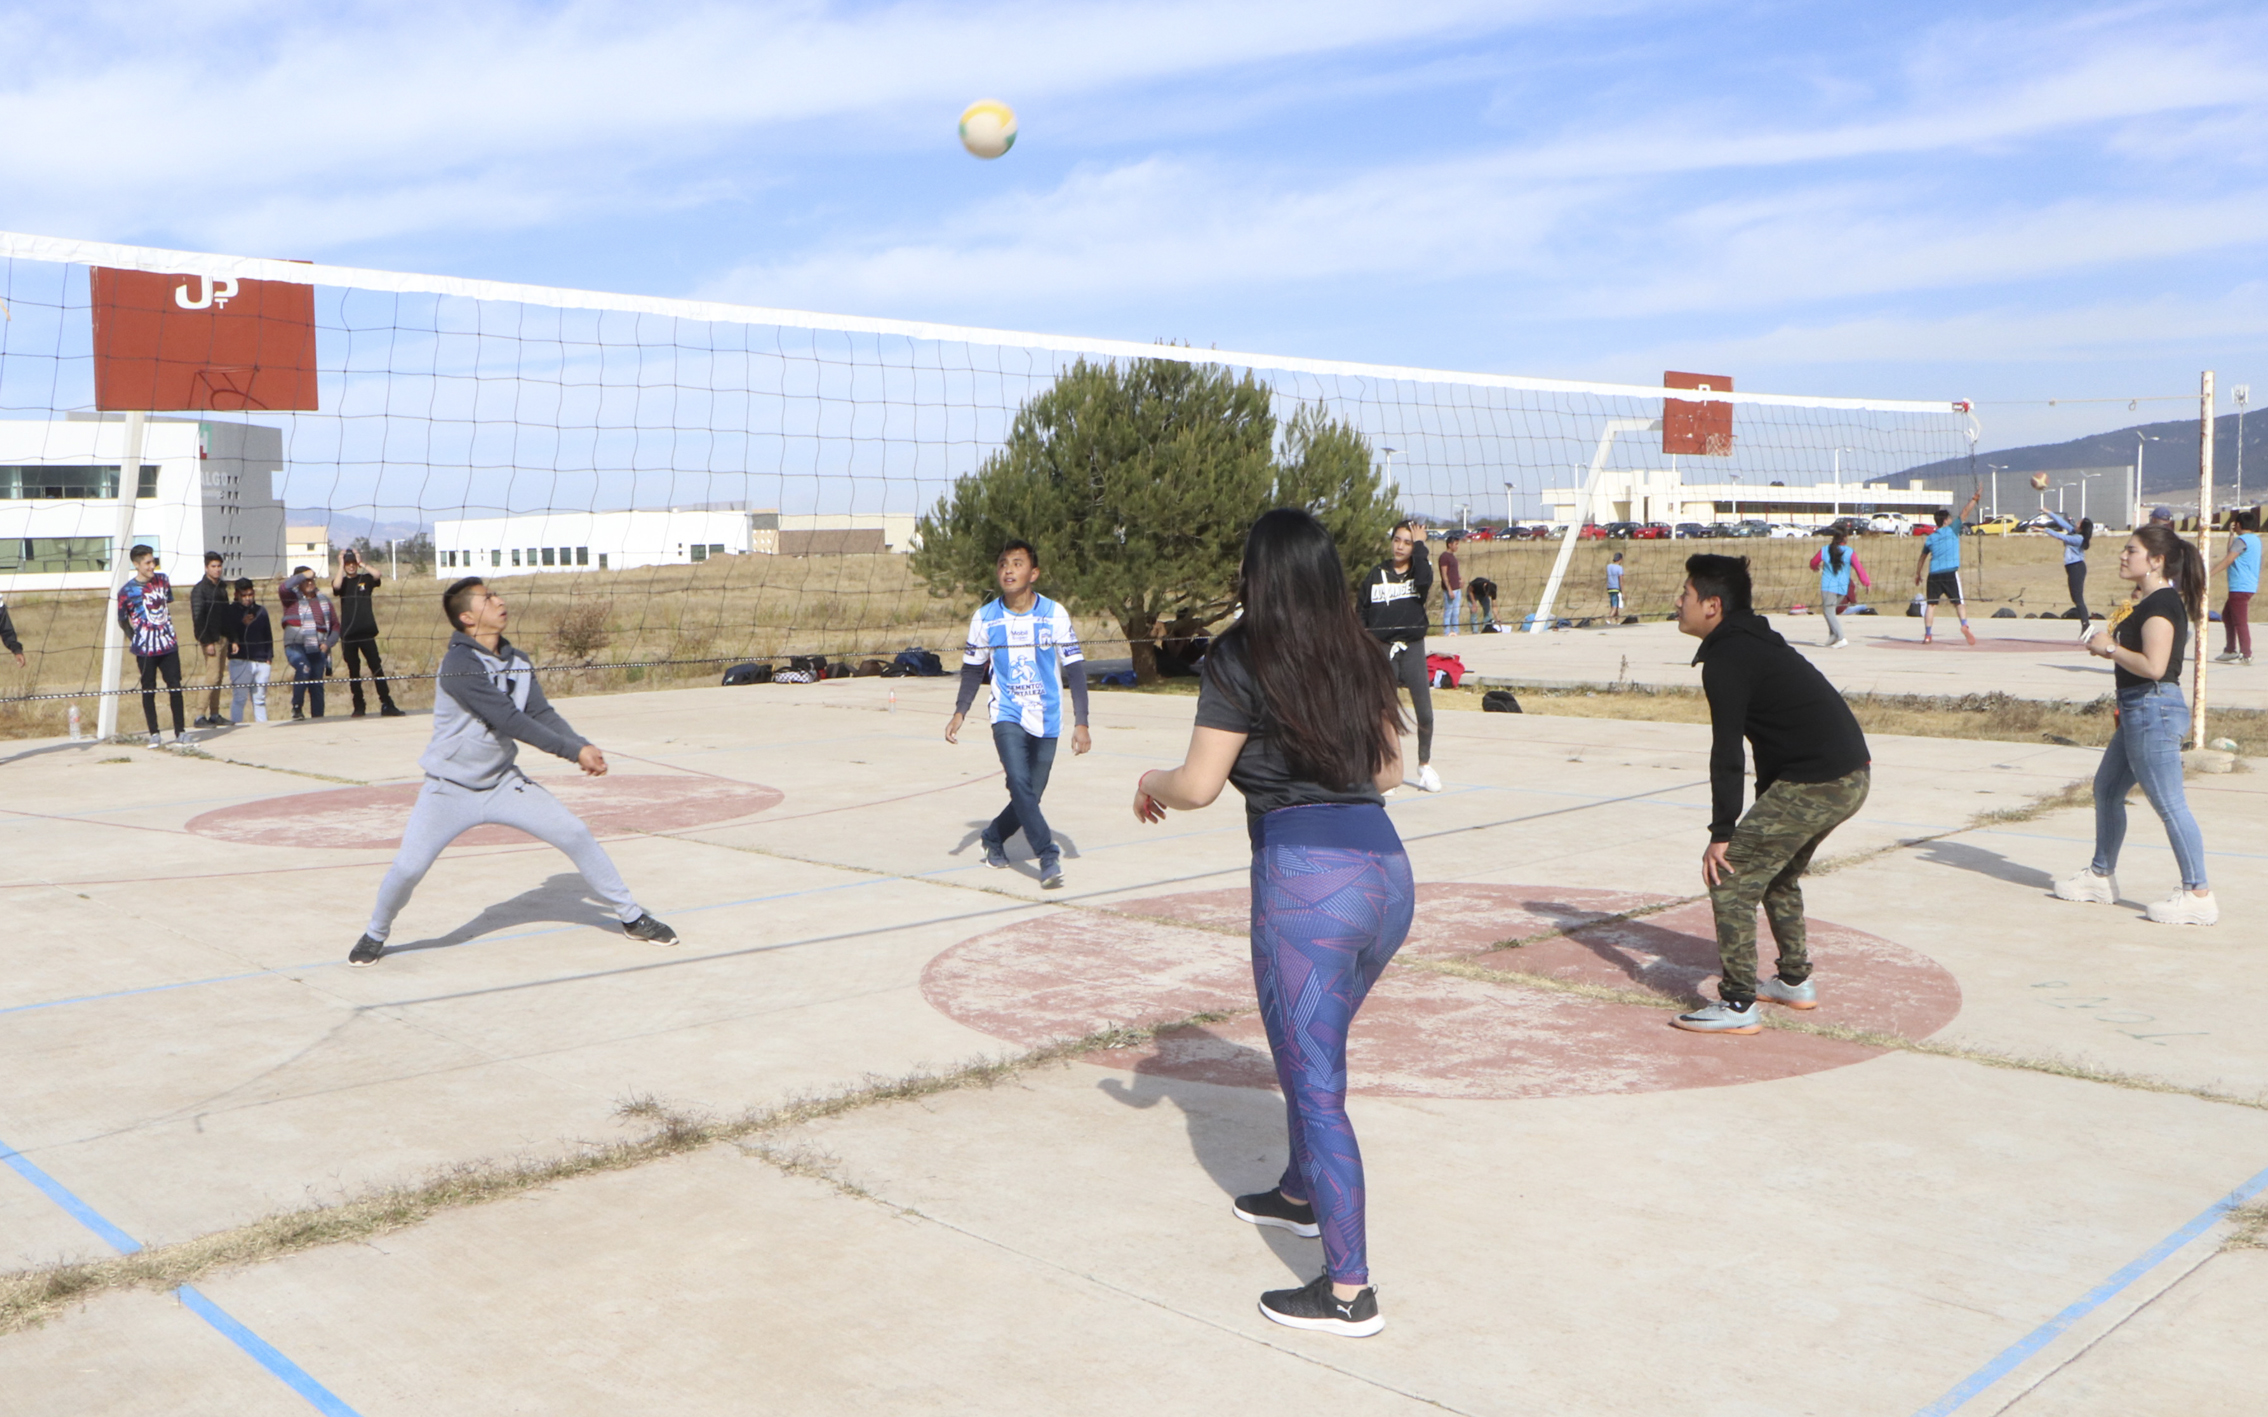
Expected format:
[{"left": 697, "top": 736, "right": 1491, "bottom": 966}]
[
  {"left": 2132, "top": 432, "right": 2159, "bottom": 529},
  {"left": 1729, "top": 472, "right": 1740, "bottom": 523},
  {"left": 2236, "top": 385, "right": 2250, "bottom": 513},
  {"left": 1983, "top": 462, "right": 2008, "bottom": 518},
  {"left": 1503, "top": 479, "right": 1517, "bottom": 534}
]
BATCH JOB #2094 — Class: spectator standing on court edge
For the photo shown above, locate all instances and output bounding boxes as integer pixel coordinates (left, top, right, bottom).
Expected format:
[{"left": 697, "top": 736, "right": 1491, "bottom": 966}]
[
  {"left": 335, "top": 549, "right": 405, "bottom": 717},
  {"left": 1913, "top": 487, "right": 1983, "bottom": 646},
  {"left": 116, "top": 545, "right": 187, "bottom": 746},
  {"left": 279, "top": 566, "right": 338, "bottom": 719},
  {"left": 189, "top": 551, "right": 232, "bottom": 728},
  {"left": 1438, "top": 534, "right": 1464, "bottom": 636},
  {"left": 227, "top": 578, "right": 274, "bottom": 724},
  {"left": 0, "top": 592, "right": 23, "bottom": 667},
  {"left": 2211, "top": 509, "right": 2259, "bottom": 665},
  {"left": 1607, "top": 553, "right": 1625, "bottom": 616},
  {"left": 1668, "top": 554, "right": 1873, "bottom": 1035},
  {"left": 1358, "top": 521, "right": 1440, "bottom": 793}
]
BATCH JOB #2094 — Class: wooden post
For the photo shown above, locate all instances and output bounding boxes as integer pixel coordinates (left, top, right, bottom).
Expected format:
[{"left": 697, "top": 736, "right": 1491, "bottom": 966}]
[{"left": 2195, "top": 370, "right": 2214, "bottom": 748}]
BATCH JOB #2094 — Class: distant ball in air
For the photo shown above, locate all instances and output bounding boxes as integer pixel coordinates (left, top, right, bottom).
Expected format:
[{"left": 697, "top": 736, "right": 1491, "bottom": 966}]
[
  {"left": 959, "top": 100, "right": 1017, "bottom": 159},
  {"left": 2030, "top": 472, "right": 2051, "bottom": 491}
]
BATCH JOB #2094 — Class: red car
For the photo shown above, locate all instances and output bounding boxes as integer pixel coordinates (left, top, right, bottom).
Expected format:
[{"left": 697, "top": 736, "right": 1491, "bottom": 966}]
[
  {"left": 1632, "top": 523, "right": 1671, "bottom": 539},
  {"left": 1575, "top": 523, "right": 1607, "bottom": 540}
]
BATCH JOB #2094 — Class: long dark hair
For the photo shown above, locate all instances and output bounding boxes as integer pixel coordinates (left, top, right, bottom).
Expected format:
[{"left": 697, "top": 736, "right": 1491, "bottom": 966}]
[
  {"left": 2132, "top": 523, "right": 2205, "bottom": 620},
  {"left": 1218, "top": 508, "right": 1405, "bottom": 787},
  {"left": 2077, "top": 517, "right": 2093, "bottom": 550},
  {"left": 1827, "top": 534, "right": 1847, "bottom": 573}
]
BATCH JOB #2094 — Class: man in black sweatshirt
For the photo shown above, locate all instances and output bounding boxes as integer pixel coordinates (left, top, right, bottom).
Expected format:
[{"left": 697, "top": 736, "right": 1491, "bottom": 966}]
[{"left": 1671, "top": 554, "right": 1871, "bottom": 1034}]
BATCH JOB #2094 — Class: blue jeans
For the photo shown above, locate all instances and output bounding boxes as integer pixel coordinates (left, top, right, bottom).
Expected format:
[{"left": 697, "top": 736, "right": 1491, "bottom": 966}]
[
  {"left": 1443, "top": 588, "right": 1463, "bottom": 634},
  {"left": 285, "top": 645, "right": 329, "bottom": 716},
  {"left": 2093, "top": 682, "right": 2208, "bottom": 890},
  {"left": 1250, "top": 804, "right": 1415, "bottom": 1285},
  {"left": 984, "top": 722, "right": 1059, "bottom": 867}
]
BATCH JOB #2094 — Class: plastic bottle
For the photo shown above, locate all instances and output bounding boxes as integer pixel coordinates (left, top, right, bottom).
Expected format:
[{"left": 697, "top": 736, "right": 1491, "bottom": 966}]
[{"left": 68, "top": 704, "right": 82, "bottom": 741}]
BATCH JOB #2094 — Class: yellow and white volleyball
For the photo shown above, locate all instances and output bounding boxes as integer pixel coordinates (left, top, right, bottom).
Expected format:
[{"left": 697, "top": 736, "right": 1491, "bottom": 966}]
[
  {"left": 2029, "top": 471, "right": 2051, "bottom": 491},
  {"left": 958, "top": 99, "right": 1017, "bottom": 159}
]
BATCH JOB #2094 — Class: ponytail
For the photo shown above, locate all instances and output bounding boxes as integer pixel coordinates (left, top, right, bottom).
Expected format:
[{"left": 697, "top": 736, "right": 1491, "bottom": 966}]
[
  {"left": 2077, "top": 518, "right": 2093, "bottom": 550},
  {"left": 2133, "top": 523, "right": 2205, "bottom": 620},
  {"left": 1827, "top": 539, "right": 1847, "bottom": 573}
]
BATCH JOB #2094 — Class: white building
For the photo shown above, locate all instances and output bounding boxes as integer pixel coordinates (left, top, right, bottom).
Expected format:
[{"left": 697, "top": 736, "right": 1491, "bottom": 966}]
[
  {"left": 0, "top": 416, "right": 286, "bottom": 591},
  {"left": 1539, "top": 468, "right": 1959, "bottom": 529},
  {"left": 431, "top": 509, "right": 921, "bottom": 576},
  {"left": 285, "top": 526, "right": 332, "bottom": 577}
]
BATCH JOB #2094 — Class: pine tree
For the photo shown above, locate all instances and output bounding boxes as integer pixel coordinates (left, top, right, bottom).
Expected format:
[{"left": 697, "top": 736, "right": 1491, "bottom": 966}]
[{"left": 914, "top": 357, "right": 1399, "bottom": 681}]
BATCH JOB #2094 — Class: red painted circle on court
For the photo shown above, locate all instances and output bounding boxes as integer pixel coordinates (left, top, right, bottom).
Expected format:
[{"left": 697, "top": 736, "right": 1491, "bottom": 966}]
[
  {"left": 185, "top": 775, "right": 784, "bottom": 849},
  {"left": 922, "top": 884, "right": 1961, "bottom": 1099}
]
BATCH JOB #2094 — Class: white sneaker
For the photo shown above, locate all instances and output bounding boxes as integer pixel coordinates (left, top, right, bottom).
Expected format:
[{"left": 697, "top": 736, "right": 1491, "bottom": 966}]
[
  {"left": 2144, "top": 890, "right": 2217, "bottom": 926},
  {"left": 2052, "top": 867, "right": 2116, "bottom": 905},
  {"left": 1415, "top": 764, "right": 1443, "bottom": 793},
  {"left": 146, "top": 732, "right": 164, "bottom": 749},
  {"left": 2215, "top": 651, "right": 2244, "bottom": 664},
  {"left": 1828, "top": 637, "right": 1850, "bottom": 648}
]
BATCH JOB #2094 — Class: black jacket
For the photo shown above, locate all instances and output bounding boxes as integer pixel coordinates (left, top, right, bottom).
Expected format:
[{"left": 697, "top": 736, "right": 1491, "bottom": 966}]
[
  {"left": 335, "top": 571, "right": 382, "bottom": 641},
  {"left": 0, "top": 596, "right": 19, "bottom": 656},
  {"left": 1358, "top": 550, "right": 1432, "bottom": 644},
  {"left": 1692, "top": 613, "right": 1870, "bottom": 841},
  {"left": 228, "top": 604, "right": 274, "bottom": 662},
  {"left": 189, "top": 574, "right": 234, "bottom": 645}
]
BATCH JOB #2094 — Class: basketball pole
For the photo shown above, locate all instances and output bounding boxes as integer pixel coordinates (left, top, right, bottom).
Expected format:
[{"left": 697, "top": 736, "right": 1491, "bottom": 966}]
[
  {"left": 95, "top": 409, "right": 148, "bottom": 743},
  {"left": 1528, "top": 416, "right": 1657, "bottom": 631},
  {"left": 2194, "top": 370, "right": 2213, "bottom": 749}
]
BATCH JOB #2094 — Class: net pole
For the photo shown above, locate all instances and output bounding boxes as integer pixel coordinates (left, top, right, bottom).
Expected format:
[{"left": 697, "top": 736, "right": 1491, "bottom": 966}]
[
  {"left": 94, "top": 409, "right": 147, "bottom": 742},
  {"left": 2195, "top": 369, "right": 2214, "bottom": 748},
  {"left": 1528, "top": 416, "right": 1657, "bottom": 630}
]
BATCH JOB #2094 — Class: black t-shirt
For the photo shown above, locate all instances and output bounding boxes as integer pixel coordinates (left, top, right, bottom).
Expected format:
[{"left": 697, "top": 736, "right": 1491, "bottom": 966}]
[
  {"left": 2113, "top": 586, "right": 2189, "bottom": 690},
  {"left": 335, "top": 571, "right": 382, "bottom": 640},
  {"left": 1192, "top": 635, "right": 1386, "bottom": 827}
]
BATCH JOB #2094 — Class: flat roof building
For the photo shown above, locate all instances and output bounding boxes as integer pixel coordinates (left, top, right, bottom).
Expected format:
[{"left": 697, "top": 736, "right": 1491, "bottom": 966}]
[
  {"left": 0, "top": 416, "right": 286, "bottom": 591},
  {"left": 1540, "top": 468, "right": 1960, "bottom": 529},
  {"left": 431, "top": 510, "right": 920, "bottom": 576}
]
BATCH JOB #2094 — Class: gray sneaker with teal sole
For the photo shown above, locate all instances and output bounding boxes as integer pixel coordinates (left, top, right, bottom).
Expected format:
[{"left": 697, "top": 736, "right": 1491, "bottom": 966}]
[
  {"left": 1759, "top": 975, "right": 1818, "bottom": 1010},
  {"left": 1671, "top": 1000, "right": 1762, "bottom": 1034}
]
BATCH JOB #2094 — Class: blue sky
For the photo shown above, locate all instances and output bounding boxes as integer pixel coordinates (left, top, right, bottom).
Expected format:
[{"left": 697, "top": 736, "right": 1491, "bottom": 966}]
[{"left": 1, "top": 0, "right": 2260, "bottom": 452}]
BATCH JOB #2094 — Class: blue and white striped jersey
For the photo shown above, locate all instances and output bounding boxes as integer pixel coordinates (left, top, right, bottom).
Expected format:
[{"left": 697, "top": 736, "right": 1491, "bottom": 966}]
[{"left": 964, "top": 595, "right": 1084, "bottom": 737}]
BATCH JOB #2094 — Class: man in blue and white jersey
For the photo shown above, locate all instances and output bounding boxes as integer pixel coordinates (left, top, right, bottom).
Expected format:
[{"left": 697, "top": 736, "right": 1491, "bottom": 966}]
[
  {"left": 1911, "top": 487, "right": 1982, "bottom": 646},
  {"left": 946, "top": 538, "right": 1090, "bottom": 888}
]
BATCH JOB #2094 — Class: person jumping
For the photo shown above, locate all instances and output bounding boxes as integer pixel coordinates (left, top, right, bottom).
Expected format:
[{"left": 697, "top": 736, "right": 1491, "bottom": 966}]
[
  {"left": 1913, "top": 488, "right": 1982, "bottom": 645},
  {"left": 348, "top": 577, "right": 675, "bottom": 965}
]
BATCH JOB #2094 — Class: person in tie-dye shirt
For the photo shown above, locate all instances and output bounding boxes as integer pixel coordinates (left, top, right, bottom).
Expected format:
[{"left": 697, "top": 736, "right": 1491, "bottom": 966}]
[{"left": 115, "top": 545, "right": 186, "bottom": 744}]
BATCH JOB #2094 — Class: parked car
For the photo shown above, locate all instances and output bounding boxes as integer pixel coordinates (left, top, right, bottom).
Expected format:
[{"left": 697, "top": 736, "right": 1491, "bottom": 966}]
[
  {"left": 1575, "top": 523, "right": 1608, "bottom": 540},
  {"left": 1969, "top": 515, "right": 2023, "bottom": 536},
  {"left": 1721, "top": 520, "right": 1770, "bottom": 538},
  {"left": 1465, "top": 527, "right": 1497, "bottom": 542},
  {"left": 1866, "top": 513, "right": 1914, "bottom": 535},
  {"left": 1674, "top": 521, "right": 1711, "bottom": 539},
  {"left": 1601, "top": 521, "right": 1639, "bottom": 539},
  {"left": 1765, "top": 523, "right": 1809, "bottom": 539},
  {"left": 1819, "top": 517, "right": 1871, "bottom": 538}
]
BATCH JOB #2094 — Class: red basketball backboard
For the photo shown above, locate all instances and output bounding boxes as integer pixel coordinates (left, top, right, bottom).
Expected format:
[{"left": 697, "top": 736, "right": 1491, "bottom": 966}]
[
  {"left": 1662, "top": 370, "right": 1732, "bottom": 456},
  {"left": 90, "top": 267, "right": 318, "bottom": 412}
]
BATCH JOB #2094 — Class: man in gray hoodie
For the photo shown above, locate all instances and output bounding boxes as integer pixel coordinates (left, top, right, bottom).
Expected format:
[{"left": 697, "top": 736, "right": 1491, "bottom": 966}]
[{"left": 348, "top": 576, "right": 676, "bottom": 965}]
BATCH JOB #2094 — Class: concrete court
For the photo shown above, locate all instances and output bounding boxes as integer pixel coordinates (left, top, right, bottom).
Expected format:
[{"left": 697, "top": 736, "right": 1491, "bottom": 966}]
[
  {"left": 1435, "top": 615, "right": 2268, "bottom": 712},
  {"left": 0, "top": 671, "right": 2263, "bottom": 1415}
]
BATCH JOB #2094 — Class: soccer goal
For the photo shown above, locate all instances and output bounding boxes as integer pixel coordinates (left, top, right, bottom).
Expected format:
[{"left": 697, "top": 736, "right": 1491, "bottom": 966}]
[{"left": 0, "top": 231, "right": 1970, "bottom": 737}]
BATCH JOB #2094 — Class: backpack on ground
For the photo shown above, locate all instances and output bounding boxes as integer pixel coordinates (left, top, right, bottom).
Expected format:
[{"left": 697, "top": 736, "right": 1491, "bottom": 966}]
[
  {"left": 787, "top": 653, "right": 827, "bottom": 678},
  {"left": 1481, "top": 689, "right": 1522, "bottom": 713},
  {"left": 721, "top": 662, "right": 771, "bottom": 686},
  {"left": 854, "top": 658, "right": 888, "bottom": 676},
  {"left": 892, "top": 647, "right": 945, "bottom": 677}
]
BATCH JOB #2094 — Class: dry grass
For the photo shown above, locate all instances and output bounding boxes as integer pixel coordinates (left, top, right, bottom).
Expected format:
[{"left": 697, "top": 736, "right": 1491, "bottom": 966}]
[{"left": 2226, "top": 1201, "right": 2268, "bottom": 1251}]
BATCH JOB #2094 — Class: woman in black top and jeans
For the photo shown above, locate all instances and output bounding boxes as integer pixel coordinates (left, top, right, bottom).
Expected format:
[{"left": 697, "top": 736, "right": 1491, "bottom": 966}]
[
  {"left": 2054, "top": 523, "right": 2215, "bottom": 924},
  {"left": 1134, "top": 508, "right": 1411, "bottom": 1338},
  {"left": 1356, "top": 521, "right": 1439, "bottom": 792}
]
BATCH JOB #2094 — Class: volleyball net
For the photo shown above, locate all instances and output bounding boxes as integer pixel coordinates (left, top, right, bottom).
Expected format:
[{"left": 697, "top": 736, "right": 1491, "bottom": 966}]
[{"left": 0, "top": 231, "right": 1970, "bottom": 736}]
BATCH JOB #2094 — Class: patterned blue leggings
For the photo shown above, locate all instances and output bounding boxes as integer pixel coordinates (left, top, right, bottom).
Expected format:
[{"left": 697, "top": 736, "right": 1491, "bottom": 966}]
[{"left": 1249, "top": 803, "right": 1416, "bottom": 1286}]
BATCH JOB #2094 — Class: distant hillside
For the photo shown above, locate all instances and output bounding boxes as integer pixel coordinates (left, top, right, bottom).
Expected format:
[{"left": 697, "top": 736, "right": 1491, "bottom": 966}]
[
  {"left": 1885, "top": 412, "right": 2268, "bottom": 499},
  {"left": 284, "top": 509, "right": 431, "bottom": 545}
]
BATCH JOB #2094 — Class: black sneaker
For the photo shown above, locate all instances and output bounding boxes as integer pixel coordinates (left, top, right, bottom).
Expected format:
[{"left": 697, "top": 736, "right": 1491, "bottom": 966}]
[
  {"left": 623, "top": 913, "right": 678, "bottom": 945},
  {"left": 379, "top": 704, "right": 407, "bottom": 718},
  {"left": 982, "top": 841, "right": 1008, "bottom": 870},
  {"left": 1258, "top": 1273, "right": 1384, "bottom": 1337},
  {"left": 347, "top": 935, "right": 384, "bottom": 967},
  {"left": 1233, "top": 1188, "right": 1319, "bottom": 1238}
]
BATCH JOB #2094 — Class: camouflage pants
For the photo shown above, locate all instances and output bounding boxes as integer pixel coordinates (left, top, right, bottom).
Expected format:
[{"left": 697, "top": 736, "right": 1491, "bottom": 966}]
[{"left": 1707, "top": 768, "right": 1870, "bottom": 1005}]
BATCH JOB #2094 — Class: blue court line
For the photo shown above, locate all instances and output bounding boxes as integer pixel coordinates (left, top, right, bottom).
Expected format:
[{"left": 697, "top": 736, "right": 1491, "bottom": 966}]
[
  {"left": 0, "top": 963, "right": 338, "bottom": 1017},
  {"left": 1914, "top": 1162, "right": 2268, "bottom": 1415},
  {"left": 0, "top": 1136, "right": 363, "bottom": 1415}
]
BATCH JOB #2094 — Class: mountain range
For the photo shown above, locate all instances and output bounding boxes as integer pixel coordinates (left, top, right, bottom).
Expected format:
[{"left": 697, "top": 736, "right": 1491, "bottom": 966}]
[{"left": 1886, "top": 411, "right": 2268, "bottom": 501}]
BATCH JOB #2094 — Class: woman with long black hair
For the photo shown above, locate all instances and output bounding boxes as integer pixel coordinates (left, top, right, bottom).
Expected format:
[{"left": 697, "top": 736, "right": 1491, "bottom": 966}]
[
  {"left": 2053, "top": 523, "right": 2216, "bottom": 925},
  {"left": 1133, "top": 507, "right": 1413, "bottom": 1337},
  {"left": 2043, "top": 510, "right": 2094, "bottom": 632},
  {"left": 1357, "top": 520, "right": 1440, "bottom": 791}
]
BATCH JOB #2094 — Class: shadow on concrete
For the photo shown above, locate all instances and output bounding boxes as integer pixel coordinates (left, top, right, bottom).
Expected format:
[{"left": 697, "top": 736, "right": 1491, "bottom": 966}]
[
  {"left": 947, "top": 819, "right": 1083, "bottom": 876},
  {"left": 1097, "top": 1038, "right": 1313, "bottom": 1280},
  {"left": 1914, "top": 839, "right": 2055, "bottom": 890},
  {"left": 383, "top": 873, "right": 624, "bottom": 955}
]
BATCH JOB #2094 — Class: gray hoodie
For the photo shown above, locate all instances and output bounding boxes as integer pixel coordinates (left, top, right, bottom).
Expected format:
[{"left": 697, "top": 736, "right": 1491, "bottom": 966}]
[{"left": 420, "top": 631, "right": 590, "bottom": 790}]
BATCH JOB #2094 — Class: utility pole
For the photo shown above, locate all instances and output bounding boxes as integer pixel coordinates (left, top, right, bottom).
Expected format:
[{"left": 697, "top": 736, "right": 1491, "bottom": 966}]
[
  {"left": 2236, "top": 384, "right": 2250, "bottom": 512},
  {"left": 2132, "top": 431, "right": 2159, "bottom": 530},
  {"left": 2195, "top": 371, "right": 2214, "bottom": 748}
]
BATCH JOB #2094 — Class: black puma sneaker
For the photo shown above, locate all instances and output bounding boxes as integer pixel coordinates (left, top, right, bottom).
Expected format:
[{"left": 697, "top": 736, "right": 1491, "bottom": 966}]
[
  {"left": 622, "top": 913, "right": 678, "bottom": 945},
  {"left": 347, "top": 935, "right": 384, "bottom": 967},
  {"left": 1233, "top": 1188, "right": 1319, "bottom": 1238},
  {"left": 1259, "top": 1273, "right": 1383, "bottom": 1337}
]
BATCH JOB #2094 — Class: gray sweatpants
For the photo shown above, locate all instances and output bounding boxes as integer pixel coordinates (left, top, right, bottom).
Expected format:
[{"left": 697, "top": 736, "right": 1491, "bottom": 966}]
[
  {"left": 365, "top": 774, "right": 642, "bottom": 943},
  {"left": 1387, "top": 637, "right": 1434, "bottom": 765}
]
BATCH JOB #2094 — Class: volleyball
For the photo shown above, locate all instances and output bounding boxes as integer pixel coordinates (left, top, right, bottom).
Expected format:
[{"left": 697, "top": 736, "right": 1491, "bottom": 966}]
[
  {"left": 2029, "top": 471, "right": 2051, "bottom": 490},
  {"left": 959, "top": 100, "right": 1017, "bottom": 159}
]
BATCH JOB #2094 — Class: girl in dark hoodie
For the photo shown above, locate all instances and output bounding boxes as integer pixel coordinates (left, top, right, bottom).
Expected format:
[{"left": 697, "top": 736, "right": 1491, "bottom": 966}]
[{"left": 1356, "top": 521, "right": 1439, "bottom": 791}]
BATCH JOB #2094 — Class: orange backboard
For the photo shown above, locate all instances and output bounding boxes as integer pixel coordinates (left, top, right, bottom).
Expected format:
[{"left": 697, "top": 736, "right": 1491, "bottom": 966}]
[
  {"left": 91, "top": 267, "right": 318, "bottom": 412},
  {"left": 1662, "top": 370, "right": 1731, "bottom": 456}
]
